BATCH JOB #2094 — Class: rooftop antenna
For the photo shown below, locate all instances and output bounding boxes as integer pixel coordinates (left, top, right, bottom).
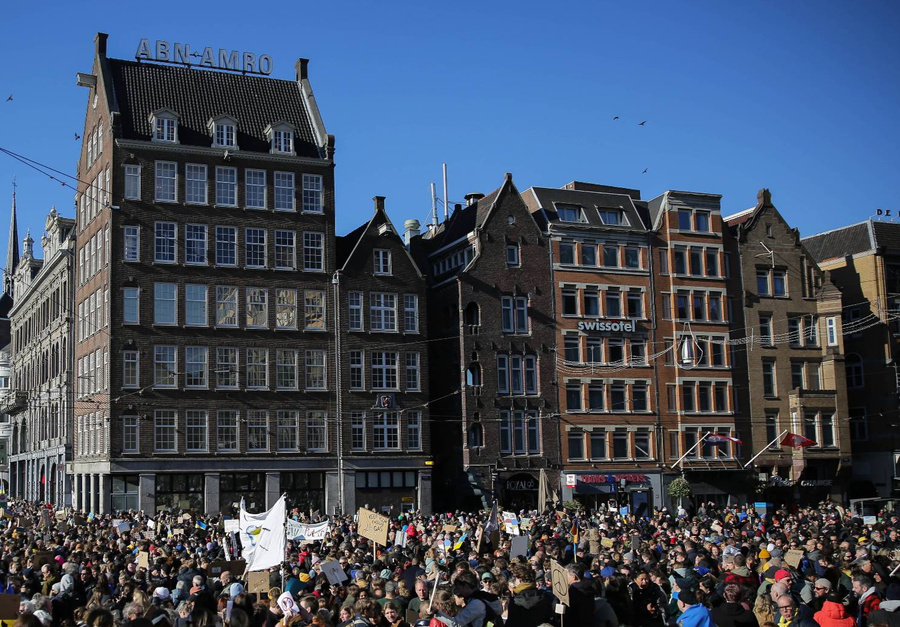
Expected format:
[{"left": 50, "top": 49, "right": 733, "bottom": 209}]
[
  {"left": 430, "top": 183, "right": 437, "bottom": 228},
  {"left": 442, "top": 163, "right": 449, "bottom": 221},
  {"left": 757, "top": 241, "right": 775, "bottom": 268}
]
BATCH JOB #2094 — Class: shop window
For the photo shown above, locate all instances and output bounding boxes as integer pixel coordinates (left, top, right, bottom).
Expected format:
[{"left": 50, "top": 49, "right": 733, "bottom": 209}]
[
  {"left": 155, "top": 474, "right": 204, "bottom": 512},
  {"left": 220, "top": 473, "right": 266, "bottom": 512},
  {"left": 281, "top": 472, "right": 325, "bottom": 513},
  {"left": 111, "top": 475, "right": 139, "bottom": 512}
]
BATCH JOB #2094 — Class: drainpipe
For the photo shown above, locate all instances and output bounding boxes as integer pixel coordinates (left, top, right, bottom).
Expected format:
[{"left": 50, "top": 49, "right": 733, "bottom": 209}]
[{"left": 331, "top": 271, "right": 344, "bottom": 515}]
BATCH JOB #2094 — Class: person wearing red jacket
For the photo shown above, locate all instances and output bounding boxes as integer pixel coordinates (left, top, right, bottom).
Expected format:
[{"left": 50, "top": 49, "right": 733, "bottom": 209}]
[
  {"left": 853, "top": 573, "right": 882, "bottom": 627},
  {"left": 814, "top": 593, "right": 857, "bottom": 627}
]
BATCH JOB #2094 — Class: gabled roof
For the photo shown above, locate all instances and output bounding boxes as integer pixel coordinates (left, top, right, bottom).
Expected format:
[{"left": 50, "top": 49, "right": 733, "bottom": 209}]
[
  {"left": 802, "top": 222, "right": 873, "bottom": 262},
  {"left": 337, "top": 199, "right": 423, "bottom": 279},
  {"left": 524, "top": 185, "right": 650, "bottom": 233},
  {"left": 106, "top": 59, "right": 324, "bottom": 158}
]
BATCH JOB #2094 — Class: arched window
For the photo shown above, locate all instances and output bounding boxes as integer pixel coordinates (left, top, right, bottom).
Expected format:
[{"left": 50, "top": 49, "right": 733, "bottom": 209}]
[
  {"left": 846, "top": 354, "right": 864, "bottom": 388},
  {"left": 466, "top": 364, "right": 481, "bottom": 387},
  {"left": 468, "top": 422, "right": 484, "bottom": 448},
  {"left": 465, "top": 302, "right": 480, "bottom": 326}
]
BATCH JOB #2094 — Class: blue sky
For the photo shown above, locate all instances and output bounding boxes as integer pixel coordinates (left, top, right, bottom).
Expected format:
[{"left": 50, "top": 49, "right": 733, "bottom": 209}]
[{"left": 1, "top": 1, "right": 898, "bottom": 260}]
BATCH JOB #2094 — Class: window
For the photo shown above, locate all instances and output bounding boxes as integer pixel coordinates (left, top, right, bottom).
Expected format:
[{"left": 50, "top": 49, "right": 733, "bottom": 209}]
[
  {"left": 791, "top": 361, "right": 805, "bottom": 390},
  {"left": 405, "top": 353, "right": 420, "bottom": 390},
  {"left": 185, "top": 347, "right": 208, "bottom": 388},
  {"left": 374, "top": 249, "right": 392, "bottom": 275},
  {"left": 303, "top": 232, "right": 324, "bottom": 271},
  {"left": 677, "top": 210, "right": 692, "bottom": 230},
  {"left": 214, "top": 121, "right": 237, "bottom": 148},
  {"left": 154, "top": 117, "right": 177, "bottom": 142},
  {"left": 277, "top": 410, "right": 298, "bottom": 451},
  {"left": 598, "top": 209, "right": 628, "bottom": 225},
  {"left": 562, "top": 290, "right": 577, "bottom": 316},
  {"left": 605, "top": 290, "right": 621, "bottom": 317},
  {"left": 564, "top": 336, "right": 580, "bottom": 362},
  {"left": 124, "top": 226, "right": 140, "bottom": 261},
  {"left": 348, "top": 292, "right": 363, "bottom": 331},
  {"left": 772, "top": 271, "right": 786, "bottom": 296},
  {"left": 307, "top": 412, "right": 327, "bottom": 451},
  {"left": 185, "top": 284, "right": 208, "bottom": 326},
  {"left": 635, "top": 431, "right": 651, "bottom": 459},
  {"left": 757, "top": 269, "right": 770, "bottom": 295},
  {"left": 403, "top": 294, "right": 419, "bottom": 333},
  {"left": 122, "top": 350, "right": 139, "bottom": 388},
  {"left": 373, "top": 412, "right": 400, "bottom": 449},
  {"left": 123, "top": 417, "right": 139, "bottom": 453},
  {"left": 185, "top": 411, "right": 208, "bottom": 452},
  {"left": 613, "top": 430, "right": 629, "bottom": 459},
  {"left": 498, "top": 411, "right": 540, "bottom": 455},
  {"left": 690, "top": 248, "right": 702, "bottom": 276},
  {"left": 154, "top": 222, "right": 176, "bottom": 263},
  {"left": 216, "top": 167, "right": 237, "bottom": 206},
  {"left": 559, "top": 242, "right": 574, "bottom": 265},
  {"left": 154, "top": 283, "right": 177, "bottom": 325},
  {"left": 153, "top": 346, "right": 177, "bottom": 388},
  {"left": 850, "top": 409, "right": 868, "bottom": 441},
  {"left": 215, "top": 226, "right": 237, "bottom": 266},
  {"left": 507, "top": 244, "right": 520, "bottom": 267},
  {"left": 497, "top": 354, "right": 538, "bottom": 396},
  {"left": 123, "top": 287, "right": 139, "bottom": 324},
  {"left": 246, "top": 348, "right": 269, "bottom": 389},
  {"left": 304, "top": 290, "right": 325, "bottom": 330},
  {"left": 765, "top": 412, "right": 779, "bottom": 444},
  {"left": 501, "top": 296, "right": 529, "bottom": 334},
  {"left": 247, "top": 411, "right": 268, "bottom": 451},
  {"left": 806, "top": 316, "right": 819, "bottom": 346},
  {"left": 580, "top": 243, "right": 597, "bottom": 266},
  {"left": 349, "top": 350, "right": 364, "bottom": 390},
  {"left": 124, "top": 165, "right": 141, "bottom": 200},
  {"left": 370, "top": 293, "right": 397, "bottom": 332},
  {"left": 154, "top": 161, "right": 177, "bottom": 202},
  {"left": 154, "top": 410, "right": 177, "bottom": 452},
  {"left": 371, "top": 352, "right": 398, "bottom": 390},
  {"left": 566, "top": 384, "right": 582, "bottom": 411},
  {"left": 246, "top": 228, "right": 267, "bottom": 268},
  {"left": 274, "top": 172, "right": 295, "bottom": 211},
  {"left": 760, "top": 315, "right": 773, "bottom": 346},
  {"left": 625, "top": 247, "right": 640, "bottom": 269},
  {"left": 185, "top": 224, "right": 207, "bottom": 265},
  {"left": 185, "top": 164, "right": 208, "bottom": 204},
  {"left": 694, "top": 211, "right": 710, "bottom": 232},
  {"left": 826, "top": 316, "right": 839, "bottom": 346},
  {"left": 762, "top": 361, "right": 776, "bottom": 397},
  {"left": 846, "top": 354, "right": 864, "bottom": 388},
  {"left": 276, "top": 289, "right": 297, "bottom": 329},
  {"left": 305, "top": 350, "right": 327, "bottom": 390},
  {"left": 276, "top": 349, "right": 298, "bottom": 389},
  {"left": 627, "top": 291, "right": 643, "bottom": 318},
  {"left": 705, "top": 250, "right": 719, "bottom": 277},
  {"left": 272, "top": 129, "right": 293, "bottom": 154},
  {"left": 557, "top": 205, "right": 586, "bottom": 223},
  {"left": 603, "top": 243, "right": 619, "bottom": 267},
  {"left": 215, "top": 286, "right": 238, "bottom": 327},
  {"left": 351, "top": 413, "right": 366, "bottom": 450},
  {"left": 302, "top": 174, "right": 323, "bottom": 212},
  {"left": 216, "top": 347, "right": 238, "bottom": 388},
  {"left": 217, "top": 411, "right": 238, "bottom": 451},
  {"left": 568, "top": 430, "right": 585, "bottom": 460},
  {"left": 804, "top": 412, "right": 818, "bottom": 443},
  {"left": 246, "top": 288, "right": 268, "bottom": 328},
  {"left": 407, "top": 411, "right": 422, "bottom": 450},
  {"left": 245, "top": 169, "right": 266, "bottom": 209},
  {"left": 274, "top": 230, "right": 296, "bottom": 269}
]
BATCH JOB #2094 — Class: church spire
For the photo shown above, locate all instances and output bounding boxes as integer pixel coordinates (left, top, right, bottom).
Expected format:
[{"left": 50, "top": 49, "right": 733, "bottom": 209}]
[{"left": 4, "top": 179, "right": 19, "bottom": 297}]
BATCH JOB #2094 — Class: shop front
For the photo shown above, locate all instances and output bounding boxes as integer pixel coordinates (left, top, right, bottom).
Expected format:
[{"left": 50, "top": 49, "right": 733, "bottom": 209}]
[
  {"left": 563, "top": 471, "right": 661, "bottom": 515},
  {"left": 759, "top": 458, "right": 848, "bottom": 505},
  {"left": 499, "top": 472, "right": 539, "bottom": 511}
]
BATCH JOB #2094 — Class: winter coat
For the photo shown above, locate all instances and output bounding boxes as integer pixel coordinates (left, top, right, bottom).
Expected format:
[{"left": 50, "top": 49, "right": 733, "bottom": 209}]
[
  {"left": 871, "top": 600, "right": 900, "bottom": 627},
  {"left": 567, "top": 579, "right": 599, "bottom": 626},
  {"left": 814, "top": 600, "right": 857, "bottom": 627},
  {"left": 859, "top": 589, "right": 883, "bottom": 627},
  {"left": 594, "top": 597, "right": 619, "bottom": 627},
  {"left": 630, "top": 582, "right": 667, "bottom": 627},
  {"left": 711, "top": 602, "right": 761, "bottom": 627},
  {"left": 506, "top": 586, "right": 553, "bottom": 627},
  {"left": 725, "top": 567, "right": 759, "bottom": 596}
]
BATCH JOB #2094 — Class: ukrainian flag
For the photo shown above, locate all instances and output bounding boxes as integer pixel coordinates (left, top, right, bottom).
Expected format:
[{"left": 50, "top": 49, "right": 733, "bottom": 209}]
[
  {"left": 195, "top": 521, "right": 208, "bottom": 530},
  {"left": 453, "top": 534, "right": 468, "bottom": 551}
]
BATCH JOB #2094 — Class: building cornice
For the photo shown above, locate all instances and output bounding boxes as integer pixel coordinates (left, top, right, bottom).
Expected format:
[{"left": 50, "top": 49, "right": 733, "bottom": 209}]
[{"left": 115, "top": 139, "right": 332, "bottom": 167}]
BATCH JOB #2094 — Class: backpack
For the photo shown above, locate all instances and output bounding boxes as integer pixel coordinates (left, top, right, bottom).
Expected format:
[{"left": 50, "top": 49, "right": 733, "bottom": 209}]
[{"left": 470, "top": 590, "right": 505, "bottom": 627}]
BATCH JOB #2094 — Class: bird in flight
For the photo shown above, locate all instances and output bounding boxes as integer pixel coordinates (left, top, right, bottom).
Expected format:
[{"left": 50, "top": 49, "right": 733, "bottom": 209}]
[
  {"left": 613, "top": 116, "right": 619, "bottom": 120},
  {"left": 638, "top": 121, "right": 647, "bottom": 126},
  {"left": 5, "top": 95, "right": 12, "bottom": 102},
  {"left": 74, "top": 133, "right": 81, "bottom": 140},
  {"left": 642, "top": 168, "right": 648, "bottom": 174}
]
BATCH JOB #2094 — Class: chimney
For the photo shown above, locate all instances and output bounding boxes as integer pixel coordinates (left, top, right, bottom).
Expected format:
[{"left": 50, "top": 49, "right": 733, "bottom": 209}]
[
  {"left": 373, "top": 196, "right": 386, "bottom": 214},
  {"left": 465, "top": 192, "right": 484, "bottom": 207},
  {"left": 95, "top": 33, "right": 108, "bottom": 58},
  {"left": 295, "top": 58, "right": 309, "bottom": 81},
  {"left": 404, "top": 219, "right": 421, "bottom": 246}
]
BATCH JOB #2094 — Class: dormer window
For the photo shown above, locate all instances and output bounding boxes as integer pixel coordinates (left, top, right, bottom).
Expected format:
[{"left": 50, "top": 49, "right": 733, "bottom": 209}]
[
  {"left": 265, "top": 122, "right": 296, "bottom": 155},
  {"left": 149, "top": 109, "right": 179, "bottom": 143},
  {"left": 598, "top": 209, "right": 629, "bottom": 226},
  {"left": 208, "top": 115, "right": 239, "bottom": 149}
]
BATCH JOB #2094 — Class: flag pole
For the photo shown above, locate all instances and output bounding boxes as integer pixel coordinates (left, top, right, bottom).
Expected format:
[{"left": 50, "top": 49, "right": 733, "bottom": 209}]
[
  {"left": 672, "top": 431, "right": 711, "bottom": 468},
  {"left": 743, "top": 430, "right": 788, "bottom": 468}
]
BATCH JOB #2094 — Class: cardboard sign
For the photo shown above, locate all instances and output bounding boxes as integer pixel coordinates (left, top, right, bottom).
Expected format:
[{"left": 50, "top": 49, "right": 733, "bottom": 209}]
[
  {"left": 32, "top": 552, "right": 54, "bottom": 569},
  {"left": 320, "top": 560, "right": 348, "bottom": 585},
  {"left": 864, "top": 515, "right": 877, "bottom": 526},
  {"left": 137, "top": 551, "right": 150, "bottom": 569},
  {"left": 223, "top": 519, "right": 240, "bottom": 534},
  {"left": 54, "top": 512, "right": 66, "bottom": 522},
  {"left": 357, "top": 508, "right": 390, "bottom": 546},
  {"left": 406, "top": 609, "right": 419, "bottom": 625},
  {"left": 0, "top": 594, "right": 19, "bottom": 620},
  {"left": 474, "top": 525, "right": 484, "bottom": 555},
  {"left": 601, "top": 537, "right": 614, "bottom": 548},
  {"left": 73, "top": 515, "right": 86, "bottom": 526},
  {"left": 550, "top": 559, "right": 570, "bottom": 606},
  {"left": 173, "top": 528, "right": 185, "bottom": 536},
  {"left": 208, "top": 560, "right": 246, "bottom": 577},
  {"left": 785, "top": 549, "right": 805, "bottom": 568},
  {"left": 246, "top": 571, "right": 270, "bottom": 596},
  {"left": 16, "top": 517, "right": 32, "bottom": 529},
  {"left": 510, "top": 535, "right": 529, "bottom": 558},
  {"left": 442, "top": 525, "right": 458, "bottom": 533},
  {"left": 711, "top": 522, "right": 723, "bottom": 533}
]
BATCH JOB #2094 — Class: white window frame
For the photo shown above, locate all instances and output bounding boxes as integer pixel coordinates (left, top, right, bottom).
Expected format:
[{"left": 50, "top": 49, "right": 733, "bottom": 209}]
[
  {"left": 154, "top": 161, "right": 177, "bottom": 203},
  {"left": 153, "top": 345, "right": 177, "bottom": 388},
  {"left": 305, "top": 349, "right": 327, "bottom": 390},
  {"left": 154, "top": 222, "right": 177, "bottom": 263},
  {"left": 348, "top": 291, "right": 364, "bottom": 331},
  {"left": 371, "top": 351, "right": 399, "bottom": 390},
  {"left": 274, "top": 171, "right": 295, "bottom": 212},
  {"left": 374, "top": 249, "right": 392, "bottom": 276},
  {"left": 184, "top": 346, "right": 209, "bottom": 389},
  {"left": 304, "top": 290, "right": 326, "bottom": 331},
  {"left": 122, "top": 287, "right": 140, "bottom": 324},
  {"left": 185, "top": 224, "right": 208, "bottom": 265},
  {"left": 246, "top": 348, "right": 269, "bottom": 389},
  {"left": 303, "top": 232, "right": 324, "bottom": 271},
  {"left": 124, "top": 165, "right": 141, "bottom": 200},
  {"left": 215, "top": 286, "right": 238, "bottom": 328},
  {"left": 123, "top": 416, "right": 139, "bottom": 453},
  {"left": 276, "top": 349, "right": 299, "bottom": 390},
  {"left": 122, "top": 350, "right": 139, "bottom": 389},
  {"left": 302, "top": 173, "right": 323, "bottom": 212},
  {"left": 306, "top": 411, "right": 327, "bottom": 452},
  {"left": 349, "top": 350, "right": 365, "bottom": 390},
  {"left": 215, "top": 166, "right": 238, "bottom": 207},
  {"left": 245, "top": 228, "right": 267, "bottom": 268},
  {"left": 154, "top": 410, "right": 177, "bottom": 453},
  {"left": 216, "top": 347, "right": 239, "bottom": 389},
  {"left": 275, "top": 289, "right": 298, "bottom": 330},
  {"left": 185, "top": 410, "right": 208, "bottom": 452},
  {"left": 153, "top": 283, "right": 178, "bottom": 326},
  {"left": 403, "top": 294, "right": 419, "bottom": 333},
  {"left": 185, "top": 164, "right": 208, "bottom": 205},
  {"left": 370, "top": 292, "right": 397, "bottom": 332},
  {"left": 246, "top": 288, "right": 268, "bottom": 328},
  {"left": 245, "top": 169, "right": 267, "bottom": 210},
  {"left": 185, "top": 284, "right": 208, "bottom": 327},
  {"left": 274, "top": 230, "right": 296, "bottom": 270}
]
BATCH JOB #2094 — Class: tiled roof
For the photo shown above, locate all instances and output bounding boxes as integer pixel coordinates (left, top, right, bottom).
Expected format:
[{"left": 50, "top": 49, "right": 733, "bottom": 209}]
[
  {"left": 872, "top": 221, "right": 900, "bottom": 252},
  {"left": 525, "top": 186, "right": 648, "bottom": 233},
  {"left": 107, "top": 59, "right": 323, "bottom": 158},
  {"left": 336, "top": 220, "right": 370, "bottom": 268},
  {"left": 802, "top": 222, "right": 872, "bottom": 262}
]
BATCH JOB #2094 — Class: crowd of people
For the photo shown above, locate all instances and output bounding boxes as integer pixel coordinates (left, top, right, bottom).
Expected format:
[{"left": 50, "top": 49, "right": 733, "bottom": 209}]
[{"left": 1, "top": 498, "right": 899, "bottom": 627}]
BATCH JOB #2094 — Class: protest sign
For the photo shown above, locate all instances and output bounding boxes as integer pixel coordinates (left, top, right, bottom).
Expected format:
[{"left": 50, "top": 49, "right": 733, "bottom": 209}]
[
  {"left": 550, "top": 559, "right": 570, "bottom": 606},
  {"left": 502, "top": 512, "right": 520, "bottom": 536},
  {"left": 510, "top": 535, "right": 528, "bottom": 558},
  {"left": 137, "top": 551, "right": 150, "bottom": 569},
  {"left": 286, "top": 520, "right": 329, "bottom": 541},
  {"left": 785, "top": 549, "right": 805, "bottom": 569},
  {"left": 320, "top": 560, "right": 348, "bottom": 585},
  {"left": 246, "top": 571, "right": 270, "bottom": 595},
  {"left": 357, "top": 508, "right": 390, "bottom": 546},
  {"left": 601, "top": 537, "right": 614, "bottom": 549}
]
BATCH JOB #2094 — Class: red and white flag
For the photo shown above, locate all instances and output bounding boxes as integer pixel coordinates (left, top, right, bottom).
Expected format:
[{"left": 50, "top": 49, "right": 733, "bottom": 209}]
[
  {"left": 781, "top": 432, "right": 816, "bottom": 448},
  {"left": 706, "top": 434, "right": 742, "bottom": 445}
]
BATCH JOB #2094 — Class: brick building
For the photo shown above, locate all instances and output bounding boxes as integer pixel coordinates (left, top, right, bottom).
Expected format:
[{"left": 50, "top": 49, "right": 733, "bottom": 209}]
[
  {"left": 412, "top": 174, "right": 559, "bottom": 510},
  {"left": 726, "top": 189, "right": 850, "bottom": 502},
  {"left": 803, "top": 219, "right": 900, "bottom": 498},
  {"left": 521, "top": 182, "right": 659, "bottom": 513},
  {"left": 72, "top": 33, "right": 338, "bottom": 514},
  {"left": 648, "top": 189, "right": 744, "bottom": 504},
  {"left": 334, "top": 198, "right": 432, "bottom": 515}
]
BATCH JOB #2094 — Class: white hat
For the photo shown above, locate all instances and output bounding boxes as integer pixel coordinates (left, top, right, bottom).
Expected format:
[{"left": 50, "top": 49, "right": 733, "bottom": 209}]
[{"left": 153, "top": 587, "right": 171, "bottom": 600}]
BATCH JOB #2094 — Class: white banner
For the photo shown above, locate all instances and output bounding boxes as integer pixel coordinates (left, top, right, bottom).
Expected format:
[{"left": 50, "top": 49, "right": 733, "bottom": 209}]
[
  {"left": 245, "top": 495, "right": 287, "bottom": 572},
  {"left": 286, "top": 519, "right": 329, "bottom": 541}
]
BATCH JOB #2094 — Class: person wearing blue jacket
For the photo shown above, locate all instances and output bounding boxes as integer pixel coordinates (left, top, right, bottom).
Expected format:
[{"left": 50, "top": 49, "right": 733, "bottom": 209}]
[{"left": 676, "top": 588, "right": 714, "bottom": 627}]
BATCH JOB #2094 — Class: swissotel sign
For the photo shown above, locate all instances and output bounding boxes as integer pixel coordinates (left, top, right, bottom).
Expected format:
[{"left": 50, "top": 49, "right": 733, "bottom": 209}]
[
  {"left": 135, "top": 39, "right": 273, "bottom": 75},
  {"left": 576, "top": 319, "right": 636, "bottom": 333}
]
